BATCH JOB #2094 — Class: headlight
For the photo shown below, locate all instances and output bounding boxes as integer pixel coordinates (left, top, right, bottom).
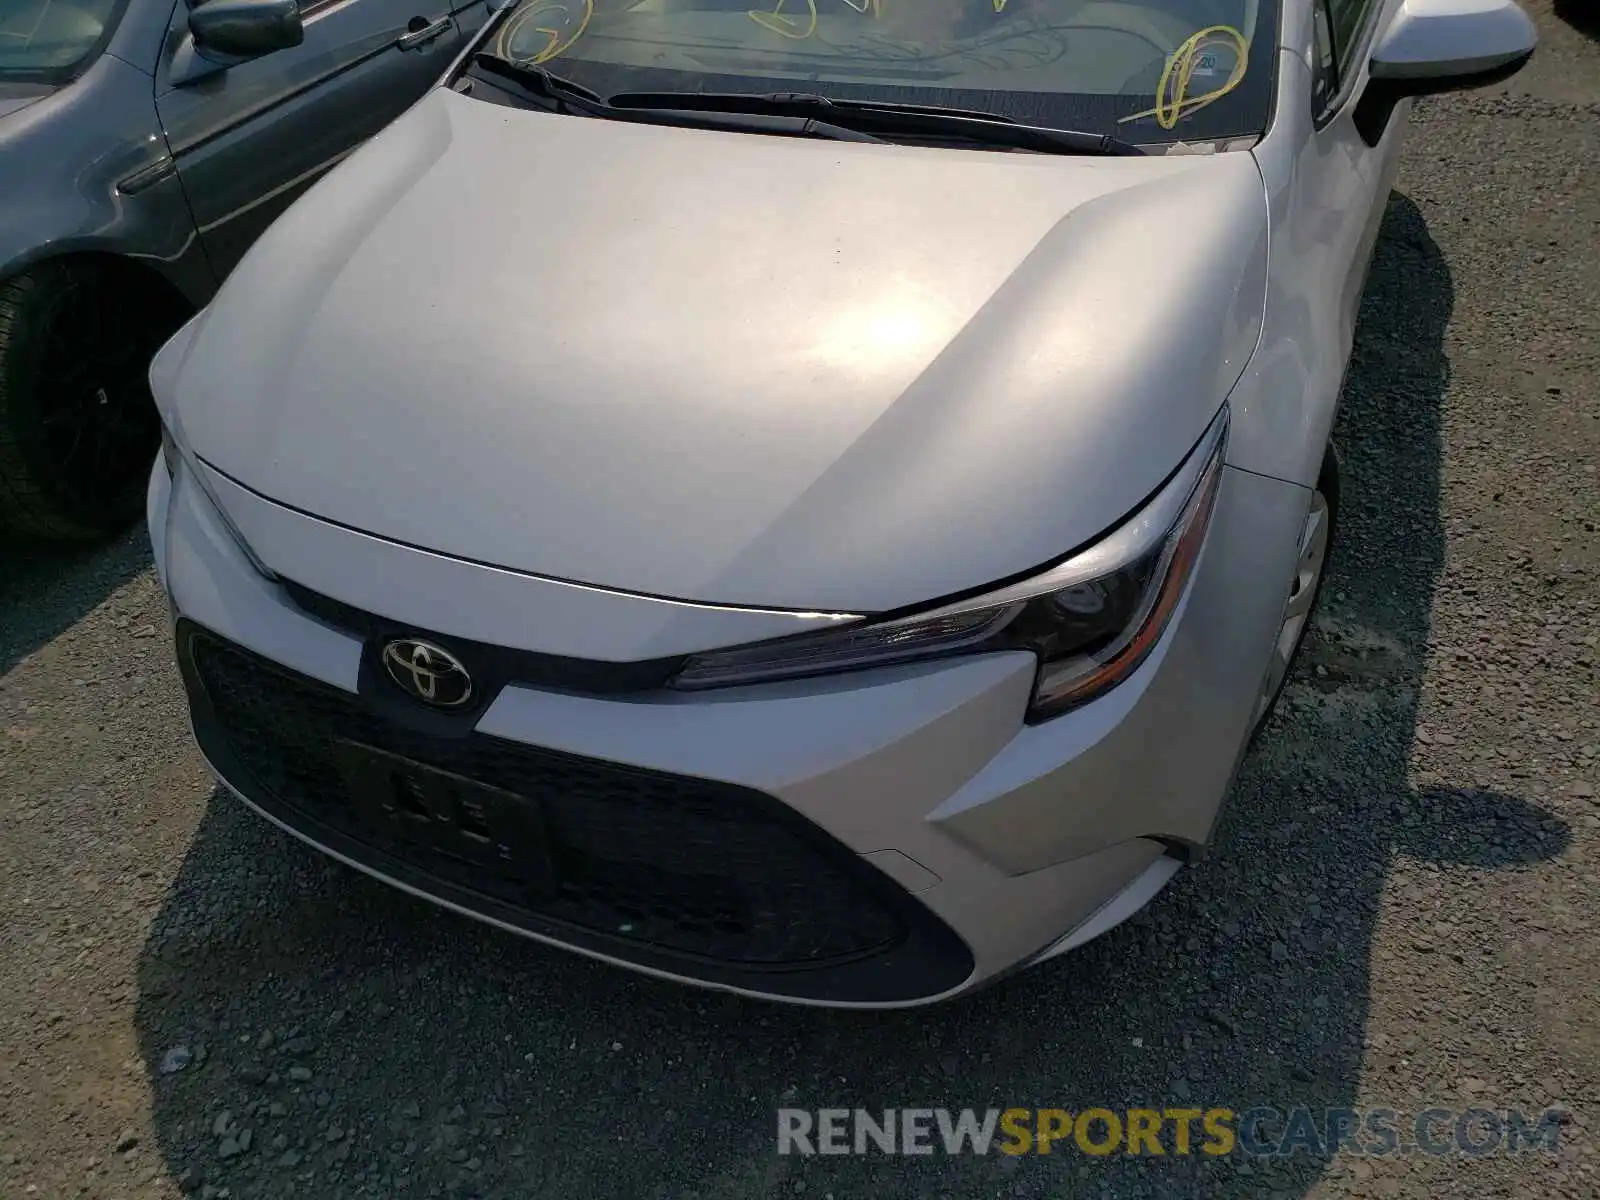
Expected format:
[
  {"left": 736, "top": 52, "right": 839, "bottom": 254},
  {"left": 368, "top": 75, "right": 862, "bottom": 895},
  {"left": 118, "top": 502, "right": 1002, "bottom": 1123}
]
[
  {"left": 671, "top": 405, "right": 1227, "bottom": 722},
  {"left": 159, "top": 417, "right": 279, "bottom": 582}
]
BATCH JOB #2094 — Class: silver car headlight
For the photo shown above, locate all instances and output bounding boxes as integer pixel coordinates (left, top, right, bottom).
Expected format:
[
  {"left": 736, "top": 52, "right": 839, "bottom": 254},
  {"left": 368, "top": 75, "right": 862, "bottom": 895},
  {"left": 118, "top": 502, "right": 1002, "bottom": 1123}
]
[
  {"left": 671, "top": 405, "right": 1227, "bottom": 722},
  {"left": 159, "top": 418, "right": 279, "bottom": 582}
]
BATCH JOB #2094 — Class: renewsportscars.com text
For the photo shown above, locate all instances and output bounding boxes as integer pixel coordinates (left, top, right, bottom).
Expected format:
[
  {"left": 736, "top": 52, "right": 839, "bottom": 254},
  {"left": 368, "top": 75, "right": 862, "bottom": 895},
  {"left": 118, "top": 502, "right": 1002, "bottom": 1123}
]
[{"left": 776, "top": 1106, "right": 1566, "bottom": 1158}]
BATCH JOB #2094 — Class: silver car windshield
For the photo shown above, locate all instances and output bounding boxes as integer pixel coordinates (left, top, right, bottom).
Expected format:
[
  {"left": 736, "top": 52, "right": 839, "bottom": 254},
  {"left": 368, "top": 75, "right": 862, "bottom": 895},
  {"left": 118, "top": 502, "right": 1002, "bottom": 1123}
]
[
  {"left": 484, "top": 0, "right": 1278, "bottom": 143},
  {"left": 0, "top": 0, "right": 126, "bottom": 79}
]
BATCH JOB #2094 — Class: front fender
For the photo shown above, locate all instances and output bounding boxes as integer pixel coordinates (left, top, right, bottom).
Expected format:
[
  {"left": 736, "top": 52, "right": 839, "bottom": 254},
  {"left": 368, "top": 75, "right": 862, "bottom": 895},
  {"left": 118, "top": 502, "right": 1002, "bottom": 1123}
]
[{"left": 0, "top": 54, "right": 214, "bottom": 306}]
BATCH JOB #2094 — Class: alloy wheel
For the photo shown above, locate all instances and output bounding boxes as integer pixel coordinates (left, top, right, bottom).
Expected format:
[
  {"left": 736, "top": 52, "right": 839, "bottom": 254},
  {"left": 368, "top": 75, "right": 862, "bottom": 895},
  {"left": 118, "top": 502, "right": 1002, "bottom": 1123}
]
[
  {"left": 1254, "top": 488, "right": 1331, "bottom": 729},
  {"left": 32, "top": 270, "right": 163, "bottom": 518}
]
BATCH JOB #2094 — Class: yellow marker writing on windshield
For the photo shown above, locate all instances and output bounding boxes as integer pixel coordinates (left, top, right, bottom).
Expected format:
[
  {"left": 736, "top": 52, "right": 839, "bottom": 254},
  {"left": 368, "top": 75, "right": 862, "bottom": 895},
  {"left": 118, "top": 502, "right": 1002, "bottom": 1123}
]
[
  {"left": 1118, "top": 25, "right": 1248, "bottom": 129},
  {"left": 749, "top": 0, "right": 886, "bottom": 37},
  {"left": 748, "top": 0, "right": 819, "bottom": 38},
  {"left": 497, "top": 0, "right": 594, "bottom": 64}
]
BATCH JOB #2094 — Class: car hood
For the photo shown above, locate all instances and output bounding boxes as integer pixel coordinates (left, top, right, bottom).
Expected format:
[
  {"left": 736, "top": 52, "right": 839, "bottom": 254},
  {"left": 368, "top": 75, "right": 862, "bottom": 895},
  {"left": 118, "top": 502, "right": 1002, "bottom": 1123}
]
[{"left": 158, "top": 88, "right": 1268, "bottom": 614}]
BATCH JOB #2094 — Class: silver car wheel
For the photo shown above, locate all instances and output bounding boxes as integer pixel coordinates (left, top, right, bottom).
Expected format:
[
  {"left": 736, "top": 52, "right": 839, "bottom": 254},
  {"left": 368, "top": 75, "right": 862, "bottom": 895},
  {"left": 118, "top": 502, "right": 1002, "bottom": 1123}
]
[{"left": 1254, "top": 488, "right": 1331, "bottom": 728}]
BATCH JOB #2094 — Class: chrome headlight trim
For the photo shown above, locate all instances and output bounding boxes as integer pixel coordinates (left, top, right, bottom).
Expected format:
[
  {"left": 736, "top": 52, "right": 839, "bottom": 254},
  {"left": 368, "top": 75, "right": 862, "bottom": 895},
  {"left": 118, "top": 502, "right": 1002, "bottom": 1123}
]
[{"left": 671, "top": 404, "right": 1229, "bottom": 720}]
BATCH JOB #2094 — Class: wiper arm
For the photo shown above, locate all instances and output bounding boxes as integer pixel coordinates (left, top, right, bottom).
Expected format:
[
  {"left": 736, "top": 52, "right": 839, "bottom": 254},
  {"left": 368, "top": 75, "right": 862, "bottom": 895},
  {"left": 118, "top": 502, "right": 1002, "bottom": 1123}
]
[
  {"left": 469, "top": 65, "right": 1130, "bottom": 154},
  {"left": 469, "top": 55, "right": 885, "bottom": 142},
  {"left": 765, "top": 91, "right": 1031, "bottom": 123},
  {"left": 471, "top": 54, "right": 609, "bottom": 111},
  {"left": 607, "top": 90, "right": 1146, "bottom": 156}
]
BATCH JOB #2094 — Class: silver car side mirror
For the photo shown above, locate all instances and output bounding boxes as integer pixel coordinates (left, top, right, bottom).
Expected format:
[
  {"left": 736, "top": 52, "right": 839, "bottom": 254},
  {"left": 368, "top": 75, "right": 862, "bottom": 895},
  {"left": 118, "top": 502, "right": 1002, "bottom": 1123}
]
[
  {"left": 1370, "top": 0, "right": 1537, "bottom": 84},
  {"left": 189, "top": 0, "right": 305, "bottom": 60},
  {"left": 1354, "top": 0, "right": 1536, "bottom": 145}
]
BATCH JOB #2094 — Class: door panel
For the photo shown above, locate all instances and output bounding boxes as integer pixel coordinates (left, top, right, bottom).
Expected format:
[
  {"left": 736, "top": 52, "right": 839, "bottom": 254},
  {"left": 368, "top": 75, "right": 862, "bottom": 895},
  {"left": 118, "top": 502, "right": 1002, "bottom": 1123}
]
[
  {"left": 1323, "top": 0, "right": 1408, "bottom": 348},
  {"left": 1224, "top": 0, "right": 1406, "bottom": 486},
  {"left": 156, "top": 0, "right": 464, "bottom": 277},
  {"left": 1300, "top": 0, "right": 1396, "bottom": 362}
]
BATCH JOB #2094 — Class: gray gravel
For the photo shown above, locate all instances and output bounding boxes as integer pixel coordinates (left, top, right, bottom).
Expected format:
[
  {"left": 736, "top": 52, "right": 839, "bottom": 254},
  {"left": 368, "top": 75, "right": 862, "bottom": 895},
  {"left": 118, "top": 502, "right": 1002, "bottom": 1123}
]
[{"left": 2, "top": 5, "right": 1597, "bottom": 1197}]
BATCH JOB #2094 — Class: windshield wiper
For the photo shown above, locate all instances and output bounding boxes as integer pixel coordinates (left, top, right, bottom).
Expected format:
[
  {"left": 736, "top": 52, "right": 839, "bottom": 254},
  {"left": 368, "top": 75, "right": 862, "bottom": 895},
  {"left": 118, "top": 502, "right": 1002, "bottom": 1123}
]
[
  {"left": 471, "top": 55, "right": 609, "bottom": 111},
  {"left": 469, "top": 56, "right": 885, "bottom": 143},
  {"left": 606, "top": 90, "right": 1146, "bottom": 156}
]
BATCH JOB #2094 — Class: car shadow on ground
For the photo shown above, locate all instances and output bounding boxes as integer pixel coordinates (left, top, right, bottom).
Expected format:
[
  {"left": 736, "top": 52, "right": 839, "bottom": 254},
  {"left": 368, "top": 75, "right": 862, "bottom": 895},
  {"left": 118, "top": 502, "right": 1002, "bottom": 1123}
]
[
  {"left": 1553, "top": 0, "right": 1600, "bottom": 39},
  {"left": 0, "top": 526, "right": 152, "bottom": 678},
  {"left": 132, "top": 193, "right": 1571, "bottom": 1200}
]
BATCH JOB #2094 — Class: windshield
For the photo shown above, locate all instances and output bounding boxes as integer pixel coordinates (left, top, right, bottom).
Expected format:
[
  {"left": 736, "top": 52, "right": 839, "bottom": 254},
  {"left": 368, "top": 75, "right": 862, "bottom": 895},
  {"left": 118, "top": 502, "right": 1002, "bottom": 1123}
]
[
  {"left": 481, "top": 0, "right": 1277, "bottom": 145},
  {"left": 0, "top": 0, "right": 128, "bottom": 81}
]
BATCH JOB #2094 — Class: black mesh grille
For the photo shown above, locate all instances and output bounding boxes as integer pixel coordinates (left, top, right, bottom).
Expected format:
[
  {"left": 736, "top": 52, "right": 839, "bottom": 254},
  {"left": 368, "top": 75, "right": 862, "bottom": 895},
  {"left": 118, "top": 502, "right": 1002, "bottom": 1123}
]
[{"left": 186, "top": 631, "right": 909, "bottom": 969}]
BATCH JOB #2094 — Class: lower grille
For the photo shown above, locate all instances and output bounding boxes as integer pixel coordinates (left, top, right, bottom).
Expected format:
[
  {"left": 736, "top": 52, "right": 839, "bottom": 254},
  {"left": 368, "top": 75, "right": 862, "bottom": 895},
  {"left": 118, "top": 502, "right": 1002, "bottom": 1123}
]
[{"left": 177, "top": 622, "right": 973, "bottom": 1001}]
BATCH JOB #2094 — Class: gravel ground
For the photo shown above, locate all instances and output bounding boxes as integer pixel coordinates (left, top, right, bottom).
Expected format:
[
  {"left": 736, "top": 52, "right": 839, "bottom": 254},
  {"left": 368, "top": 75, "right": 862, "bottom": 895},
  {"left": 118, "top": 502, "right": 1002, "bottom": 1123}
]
[{"left": 2, "top": 6, "right": 1597, "bottom": 1198}]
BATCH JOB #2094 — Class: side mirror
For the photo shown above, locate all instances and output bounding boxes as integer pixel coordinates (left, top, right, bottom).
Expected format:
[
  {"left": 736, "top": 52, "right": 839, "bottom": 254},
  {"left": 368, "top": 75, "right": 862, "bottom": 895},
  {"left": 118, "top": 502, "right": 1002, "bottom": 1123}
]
[
  {"left": 189, "top": 0, "right": 305, "bottom": 60},
  {"left": 1354, "top": 0, "right": 1536, "bottom": 145}
]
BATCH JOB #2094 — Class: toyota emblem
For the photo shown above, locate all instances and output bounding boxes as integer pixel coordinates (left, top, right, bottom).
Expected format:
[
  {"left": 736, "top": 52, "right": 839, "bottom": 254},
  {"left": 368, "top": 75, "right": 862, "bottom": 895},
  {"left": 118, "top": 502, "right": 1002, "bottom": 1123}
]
[{"left": 381, "top": 639, "right": 473, "bottom": 708}]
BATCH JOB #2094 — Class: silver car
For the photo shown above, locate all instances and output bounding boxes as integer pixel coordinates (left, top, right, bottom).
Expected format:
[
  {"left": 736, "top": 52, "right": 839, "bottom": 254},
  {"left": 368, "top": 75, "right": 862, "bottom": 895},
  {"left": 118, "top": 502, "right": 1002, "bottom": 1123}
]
[
  {"left": 149, "top": 0, "right": 1535, "bottom": 1006},
  {"left": 0, "top": 0, "right": 483, "bottom": 538}
]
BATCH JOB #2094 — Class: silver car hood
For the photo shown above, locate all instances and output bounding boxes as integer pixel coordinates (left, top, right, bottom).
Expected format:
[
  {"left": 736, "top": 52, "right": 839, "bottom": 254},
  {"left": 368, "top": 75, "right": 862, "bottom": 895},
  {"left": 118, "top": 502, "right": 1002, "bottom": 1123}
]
[{"left": 161, "top": 88, "right": 1269, "bottom": 614}]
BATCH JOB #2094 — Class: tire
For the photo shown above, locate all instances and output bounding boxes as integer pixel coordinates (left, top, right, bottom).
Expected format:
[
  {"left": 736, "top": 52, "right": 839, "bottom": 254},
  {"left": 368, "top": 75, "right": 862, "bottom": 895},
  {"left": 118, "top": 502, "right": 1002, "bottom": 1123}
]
[
  {"left": 1250, "top": 441, "right": 1340, "bottom": 739},
  {"left": 0, "top": 261, "right": 188, "bottom": 540}
]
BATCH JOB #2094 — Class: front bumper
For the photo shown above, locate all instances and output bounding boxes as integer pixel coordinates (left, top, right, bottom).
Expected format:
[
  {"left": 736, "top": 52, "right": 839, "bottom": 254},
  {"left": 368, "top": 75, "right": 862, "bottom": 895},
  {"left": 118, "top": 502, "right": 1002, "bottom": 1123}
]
[{"left": 148, "top": 454, "right": 1310, "bottom": 1007}]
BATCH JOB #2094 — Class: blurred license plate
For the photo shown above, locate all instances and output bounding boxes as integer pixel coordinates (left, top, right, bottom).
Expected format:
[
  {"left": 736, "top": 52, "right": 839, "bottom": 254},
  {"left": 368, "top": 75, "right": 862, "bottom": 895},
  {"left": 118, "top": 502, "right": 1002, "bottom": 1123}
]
[{"left": 332, "top": 740, "right": 555, "bottom": 894}]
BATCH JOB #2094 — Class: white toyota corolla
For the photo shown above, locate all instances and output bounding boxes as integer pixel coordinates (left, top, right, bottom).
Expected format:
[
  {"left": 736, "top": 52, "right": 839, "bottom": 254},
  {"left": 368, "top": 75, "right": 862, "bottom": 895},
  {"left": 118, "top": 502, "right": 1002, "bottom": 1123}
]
[{"left": 148, "top": 0, "right": 1534, "bottom": 1005}]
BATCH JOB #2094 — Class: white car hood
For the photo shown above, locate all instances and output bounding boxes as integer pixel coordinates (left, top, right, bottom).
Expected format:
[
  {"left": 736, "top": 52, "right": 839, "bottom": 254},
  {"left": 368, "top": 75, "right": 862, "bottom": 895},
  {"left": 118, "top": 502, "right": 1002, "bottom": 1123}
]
[{"left": 158, "top": 87, "right": 1268, "bottom": 614}]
